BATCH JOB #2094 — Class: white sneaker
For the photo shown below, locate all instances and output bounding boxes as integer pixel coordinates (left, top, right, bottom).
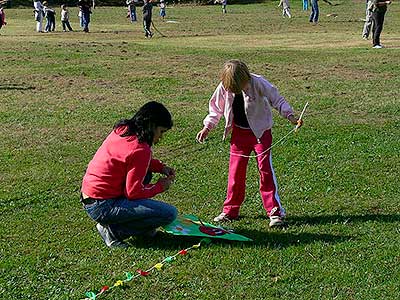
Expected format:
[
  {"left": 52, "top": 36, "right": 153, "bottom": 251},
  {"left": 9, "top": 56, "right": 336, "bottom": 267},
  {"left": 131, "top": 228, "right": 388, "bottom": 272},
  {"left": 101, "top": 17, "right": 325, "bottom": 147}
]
[
  {"left": 373, "top": 45, "right": 383, "bottom": 49},
  {"left": 269, "top": 216, "right": 285, "bottom": 228},
  {"left": 96, "top": 223, "right": 128, "bottom": 248},
  {"left": 213, "top": 212, "right": 237, "bottom": 222}
]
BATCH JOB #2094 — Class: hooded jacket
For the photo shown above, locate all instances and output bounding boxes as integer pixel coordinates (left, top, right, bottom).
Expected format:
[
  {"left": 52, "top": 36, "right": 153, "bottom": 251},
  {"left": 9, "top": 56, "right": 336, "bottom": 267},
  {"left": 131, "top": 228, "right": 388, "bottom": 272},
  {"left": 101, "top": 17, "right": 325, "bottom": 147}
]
[{"left": 203, "top": 73, "right": 294, "bottom": 140}]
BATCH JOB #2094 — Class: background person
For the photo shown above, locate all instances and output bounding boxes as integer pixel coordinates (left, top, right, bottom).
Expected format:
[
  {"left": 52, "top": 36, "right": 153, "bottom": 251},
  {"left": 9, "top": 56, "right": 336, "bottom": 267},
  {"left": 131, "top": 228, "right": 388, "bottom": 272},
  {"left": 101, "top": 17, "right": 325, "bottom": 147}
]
[
  {"left": 0, "top": 4, "right": 6, "bottom": 32},
  {"left": 278, "top": 0, "right": 291, "bottom": 18},
  {"left": 78, "top": 0, "right": 91, "bottom": 32},
  {"left": 126, "top": 0, "right": 137, "bottom": 22},
  {"left": 362, "top": 0, "right": 373, "bottom": 39},
  {"left": 33, "top": 0, "right": 44, "bottom": 32},
  {"left": 60, "top": 4, "right": 73, "bottom": 32},
  {"left": 142, "top": 0, "right": 153, "bottom": 38},
  {"left": 370, "top": 0, "right": 391, "bottom": 48}
]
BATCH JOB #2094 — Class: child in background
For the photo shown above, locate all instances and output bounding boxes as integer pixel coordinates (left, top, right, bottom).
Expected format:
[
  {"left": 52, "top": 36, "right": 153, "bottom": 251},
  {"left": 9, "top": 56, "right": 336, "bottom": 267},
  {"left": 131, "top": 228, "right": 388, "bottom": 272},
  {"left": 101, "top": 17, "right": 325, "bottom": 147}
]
[
  {"left": 278, "top": 0, "right": 291, "bottom": 18},
  {"left": 33, "top": 0, "right": 44, "bottom": 32},
  {"left": 142, "top": 0, "right": 153, "bottom": 38},
  {"left": 60, "top": 4, "right": 73, "bottom": 32},
  {"left": 81, "top": 101, "right": 177, "bottom": 248},
  {"left": 126, "top": 0, "right": 137, "bottom": 22},
  {"left": 309, "top": 0, "right": 332, "bottom": 24},
  {"left": 362, "top": 0, "right": 373, "bottom": 39},
  {"left": 215, "top": 0, "right": 227, "bottom": 14},
  {"left": 159, "top": 0, "right": 166, "bottom": 20},
  {"left": 196, "top": 60, "right": 303, "bottom": 227},
  {"left": 0, "top": 5, "right": 6, "bottom": 33},
  {"left": 78, "top": 0, "right": 92, "bottom": 33},
  {"left": 43, "top": 1, "right": 56, "bottom": 32}
]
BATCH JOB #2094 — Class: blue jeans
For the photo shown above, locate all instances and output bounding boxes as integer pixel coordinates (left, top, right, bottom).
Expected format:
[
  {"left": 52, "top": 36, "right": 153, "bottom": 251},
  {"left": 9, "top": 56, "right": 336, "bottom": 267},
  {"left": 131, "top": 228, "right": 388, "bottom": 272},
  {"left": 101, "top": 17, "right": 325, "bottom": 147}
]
[
  {"left": 303, "top": 0, "right": 308, "bottom": 10},
  {"left": 130, "top": 7, "right": 137, "bottom": 22},
  {"left": 82, "top": 12, "right": 90, "bottom": 32},
  {"left": 84, "top": 197, "right": 177, "bottom": 240},
  {"left": 309, "top": 0, "right": 319, "bottom": 23}
]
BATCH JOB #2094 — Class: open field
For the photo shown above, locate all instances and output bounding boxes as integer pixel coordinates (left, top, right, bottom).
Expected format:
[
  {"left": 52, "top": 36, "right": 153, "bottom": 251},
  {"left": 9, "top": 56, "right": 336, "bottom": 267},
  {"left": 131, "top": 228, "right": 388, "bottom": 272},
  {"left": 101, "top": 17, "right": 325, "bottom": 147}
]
[{"left": 1, "top": 1, "right": 399, "bottom": 299}]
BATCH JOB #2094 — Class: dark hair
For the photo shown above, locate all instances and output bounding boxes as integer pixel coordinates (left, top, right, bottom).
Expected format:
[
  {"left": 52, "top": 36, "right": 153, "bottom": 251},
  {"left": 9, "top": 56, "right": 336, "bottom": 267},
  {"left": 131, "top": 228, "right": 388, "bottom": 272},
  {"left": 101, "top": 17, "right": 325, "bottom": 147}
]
[{"left": 114, "top": 101, "right": 173, "bottom": 146}]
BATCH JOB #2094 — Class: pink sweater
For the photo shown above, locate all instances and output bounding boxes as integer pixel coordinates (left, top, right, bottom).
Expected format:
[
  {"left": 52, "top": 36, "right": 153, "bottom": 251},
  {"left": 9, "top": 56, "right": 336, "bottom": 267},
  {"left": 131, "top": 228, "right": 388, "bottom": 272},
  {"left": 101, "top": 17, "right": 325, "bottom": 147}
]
[
  {"left": 203, "top": 74, "right": 294, "bottom": 140},
  {"left": 82, "top": 127, "right": 165, "bottom": 200}
]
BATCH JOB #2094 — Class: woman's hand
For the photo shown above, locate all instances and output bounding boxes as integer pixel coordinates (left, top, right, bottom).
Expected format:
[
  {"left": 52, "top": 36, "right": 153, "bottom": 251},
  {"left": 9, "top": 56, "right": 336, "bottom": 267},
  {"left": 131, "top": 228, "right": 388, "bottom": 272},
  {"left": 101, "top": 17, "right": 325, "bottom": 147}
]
[
  {"left": 158, "top": 175, "right": 174, "bottom": 191},
  {"left": 196, "top": 127, "right": 210, "bottom": 143},
  {"left": 161, "top": 166, "right": 175, "bottom": 177}
]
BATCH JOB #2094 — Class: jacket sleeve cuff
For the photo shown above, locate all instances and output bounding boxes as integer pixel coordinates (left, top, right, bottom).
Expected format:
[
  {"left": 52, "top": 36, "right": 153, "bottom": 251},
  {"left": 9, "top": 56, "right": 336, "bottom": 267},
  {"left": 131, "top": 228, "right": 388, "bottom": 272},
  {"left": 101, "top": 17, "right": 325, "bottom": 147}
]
[{"left": 149, "top": 159, "right": 165, "bottom": 173}]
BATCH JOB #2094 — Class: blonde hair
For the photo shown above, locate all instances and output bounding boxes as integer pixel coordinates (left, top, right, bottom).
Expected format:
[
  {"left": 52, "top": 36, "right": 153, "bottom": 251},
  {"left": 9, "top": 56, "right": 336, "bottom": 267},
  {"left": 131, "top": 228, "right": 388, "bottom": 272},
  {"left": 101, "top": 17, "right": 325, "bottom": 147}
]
[{"left": 220, "top": 60, "right": 251, "bottom": 94}]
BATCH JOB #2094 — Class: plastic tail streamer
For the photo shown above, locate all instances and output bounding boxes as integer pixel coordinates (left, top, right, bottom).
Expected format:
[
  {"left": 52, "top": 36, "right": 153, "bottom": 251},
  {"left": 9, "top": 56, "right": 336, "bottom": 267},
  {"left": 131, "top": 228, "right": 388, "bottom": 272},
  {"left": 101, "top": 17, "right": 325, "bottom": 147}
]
[{"left": 82, "top": 238, "right": 212, "bottom": 300}]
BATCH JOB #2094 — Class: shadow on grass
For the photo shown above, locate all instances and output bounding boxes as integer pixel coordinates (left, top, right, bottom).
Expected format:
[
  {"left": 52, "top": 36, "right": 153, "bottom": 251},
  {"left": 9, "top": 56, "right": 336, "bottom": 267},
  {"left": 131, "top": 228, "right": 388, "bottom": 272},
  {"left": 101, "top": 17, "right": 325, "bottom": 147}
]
[
  {"left": 110, "top": 213, "right": 400, "bottom": 251},
  {"left": 127, "top": 229, "right": 350, "bottom": 251},
  {"left": 286, "top": 213, "right": 400, "bottom": 226},
  {"left": 253, "top": 213, "right": 400, "bottom": 226},
  {"left": 0, "top": 84, "right": 35, "bottom": 90},
  {"left": 218, "top": 229, "right": 350, "bottom": 249}
]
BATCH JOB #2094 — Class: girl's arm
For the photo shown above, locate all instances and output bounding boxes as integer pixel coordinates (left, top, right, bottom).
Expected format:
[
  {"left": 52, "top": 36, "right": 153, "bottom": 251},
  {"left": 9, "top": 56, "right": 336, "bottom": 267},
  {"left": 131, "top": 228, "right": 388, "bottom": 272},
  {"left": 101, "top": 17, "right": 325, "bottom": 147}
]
[
  {"left": 196, "top": 82, "right": 226, "bottom": 143},
  {"left": 203, "top": 82, "right": 226, "bottom": 130},
  {"left": 257, "top": 76, "right": 294, "bottom": 120}
]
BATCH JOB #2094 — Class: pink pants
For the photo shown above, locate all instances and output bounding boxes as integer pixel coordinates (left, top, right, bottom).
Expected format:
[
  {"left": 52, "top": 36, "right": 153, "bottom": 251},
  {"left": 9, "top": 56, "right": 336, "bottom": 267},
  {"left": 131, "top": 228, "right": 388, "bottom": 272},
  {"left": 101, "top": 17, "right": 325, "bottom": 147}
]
[{"left": 222, "top": 126, "right": 284, "bottom": 218}]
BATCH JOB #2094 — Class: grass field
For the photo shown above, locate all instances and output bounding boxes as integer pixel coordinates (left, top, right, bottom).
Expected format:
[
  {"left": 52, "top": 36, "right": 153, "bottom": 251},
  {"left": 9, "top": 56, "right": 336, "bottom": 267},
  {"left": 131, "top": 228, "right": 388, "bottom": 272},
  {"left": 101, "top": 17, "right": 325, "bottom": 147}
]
[{"left": 1, "top": 1, "right": 400, "bottom": 299}]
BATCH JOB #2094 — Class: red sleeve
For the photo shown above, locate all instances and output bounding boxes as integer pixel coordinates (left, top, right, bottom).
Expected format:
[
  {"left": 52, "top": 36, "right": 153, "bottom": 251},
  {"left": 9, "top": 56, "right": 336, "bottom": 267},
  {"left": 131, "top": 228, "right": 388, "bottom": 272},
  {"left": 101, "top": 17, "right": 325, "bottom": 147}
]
[
  {"left": 125, "top": 147, "right": 164, "bottom": 200},
  {"left": 149, "top": 158, "right": 164, "bottom": 173}
]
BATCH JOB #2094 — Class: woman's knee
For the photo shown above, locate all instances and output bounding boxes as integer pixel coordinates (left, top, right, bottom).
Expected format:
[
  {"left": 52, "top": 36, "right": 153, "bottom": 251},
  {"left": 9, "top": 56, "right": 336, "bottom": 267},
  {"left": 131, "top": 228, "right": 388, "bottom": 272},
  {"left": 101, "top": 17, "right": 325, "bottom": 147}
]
[{"left": 165, "top": 204, "right": 178, "bottom": 223}]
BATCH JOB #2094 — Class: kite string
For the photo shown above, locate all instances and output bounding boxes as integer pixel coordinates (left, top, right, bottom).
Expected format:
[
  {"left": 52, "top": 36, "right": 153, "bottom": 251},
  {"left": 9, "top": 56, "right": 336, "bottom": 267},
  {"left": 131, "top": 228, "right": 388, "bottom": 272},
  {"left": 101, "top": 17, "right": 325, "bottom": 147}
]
[
  {"left": 229, "top": 102, "right": 309, "bottom": 159},
  {"left": 230, "top": 127, "right": 297, "bottom": 159}
]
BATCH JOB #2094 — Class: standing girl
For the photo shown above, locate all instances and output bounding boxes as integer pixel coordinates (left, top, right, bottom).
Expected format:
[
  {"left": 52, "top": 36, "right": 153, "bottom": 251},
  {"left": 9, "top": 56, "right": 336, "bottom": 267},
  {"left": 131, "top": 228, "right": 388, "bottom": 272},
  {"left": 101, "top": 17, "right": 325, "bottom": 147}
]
[
  {"left": 196, "top": 60, "right": 302, "bottom": 227},
  {"left": 81, "top": 101, "right": 177, "bottom": 248}
]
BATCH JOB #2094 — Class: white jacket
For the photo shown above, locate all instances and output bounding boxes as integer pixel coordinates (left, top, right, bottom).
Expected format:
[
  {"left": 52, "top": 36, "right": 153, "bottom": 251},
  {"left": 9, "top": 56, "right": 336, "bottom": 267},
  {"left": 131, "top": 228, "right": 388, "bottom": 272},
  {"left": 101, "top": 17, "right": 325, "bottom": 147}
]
[{"left": 203, "top": 74, "right": 294, "bottom": 140}]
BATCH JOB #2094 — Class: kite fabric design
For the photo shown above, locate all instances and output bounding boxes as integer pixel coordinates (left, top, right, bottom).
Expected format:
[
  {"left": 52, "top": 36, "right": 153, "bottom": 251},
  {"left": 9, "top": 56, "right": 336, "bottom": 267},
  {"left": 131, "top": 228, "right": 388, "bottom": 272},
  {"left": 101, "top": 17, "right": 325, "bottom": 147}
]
[{"left": 162, "top": 214, "right": 252, "bottom": 242}]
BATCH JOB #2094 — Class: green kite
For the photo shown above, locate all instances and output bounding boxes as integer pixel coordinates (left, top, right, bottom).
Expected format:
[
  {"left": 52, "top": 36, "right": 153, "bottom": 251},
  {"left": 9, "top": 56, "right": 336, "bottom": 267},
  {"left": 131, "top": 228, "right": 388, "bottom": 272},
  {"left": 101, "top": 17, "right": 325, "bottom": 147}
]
[{"left": 162, "top": 214, "right": 252, "bottom": 242}]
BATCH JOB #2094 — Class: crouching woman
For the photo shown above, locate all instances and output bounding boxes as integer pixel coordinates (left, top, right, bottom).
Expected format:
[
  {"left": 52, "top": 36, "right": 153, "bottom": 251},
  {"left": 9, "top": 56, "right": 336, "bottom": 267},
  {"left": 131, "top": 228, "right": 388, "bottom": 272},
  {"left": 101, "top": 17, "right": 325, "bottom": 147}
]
[{"left": 81, "top": 101, "right": 177, "bottom": 248}]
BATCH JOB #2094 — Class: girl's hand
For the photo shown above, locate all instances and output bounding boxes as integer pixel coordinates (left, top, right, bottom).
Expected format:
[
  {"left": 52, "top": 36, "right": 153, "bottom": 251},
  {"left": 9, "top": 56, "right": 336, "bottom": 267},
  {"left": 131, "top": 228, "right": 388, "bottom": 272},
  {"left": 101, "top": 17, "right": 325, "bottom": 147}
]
[
  {"left": 288, "top": 115, "right": 303, "bottom": 128},
  {"left": 161, "top": 166, "right": 175, "bottom": 177},
  {"left": 196, "top": 127, "right": 210, "bottom": 143}
]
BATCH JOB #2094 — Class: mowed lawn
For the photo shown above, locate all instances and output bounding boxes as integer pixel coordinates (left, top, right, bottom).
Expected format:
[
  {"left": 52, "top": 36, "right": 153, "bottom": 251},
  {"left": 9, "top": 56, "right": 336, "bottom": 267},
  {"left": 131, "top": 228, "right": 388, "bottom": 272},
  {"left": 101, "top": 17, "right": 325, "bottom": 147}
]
[{"left": 0, "top": 1, "right": 399, "bottom": 299}]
